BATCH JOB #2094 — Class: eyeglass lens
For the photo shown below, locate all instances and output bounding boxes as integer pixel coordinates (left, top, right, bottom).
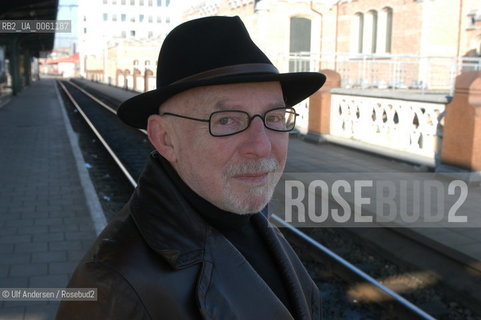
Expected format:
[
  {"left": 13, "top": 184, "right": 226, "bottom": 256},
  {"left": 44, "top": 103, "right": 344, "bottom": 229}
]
[{"left": 210, "top": 108, "right": 296, "bottom": 136}]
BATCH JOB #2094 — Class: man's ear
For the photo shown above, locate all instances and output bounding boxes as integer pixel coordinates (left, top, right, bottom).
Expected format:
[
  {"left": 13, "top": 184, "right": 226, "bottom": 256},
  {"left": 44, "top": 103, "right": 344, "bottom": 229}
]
[{"left": 147, "top": 114, "right": 177, "bottom": 163}]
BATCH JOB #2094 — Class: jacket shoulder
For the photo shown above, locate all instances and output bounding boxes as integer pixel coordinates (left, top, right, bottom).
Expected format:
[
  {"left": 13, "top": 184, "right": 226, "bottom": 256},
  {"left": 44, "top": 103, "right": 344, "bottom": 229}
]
[
  {"left": 55, "top": 256, "right": 152, "bottom": 320},
  {"left": 57, "top": 215, "right": 201, "bottom": 320}
]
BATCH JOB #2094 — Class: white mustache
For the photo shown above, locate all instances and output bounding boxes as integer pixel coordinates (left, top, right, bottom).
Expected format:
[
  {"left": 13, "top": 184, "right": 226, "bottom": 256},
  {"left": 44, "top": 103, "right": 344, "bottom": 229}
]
[{"left": 224, "top": 158, "right": 280, "bottom": 177}]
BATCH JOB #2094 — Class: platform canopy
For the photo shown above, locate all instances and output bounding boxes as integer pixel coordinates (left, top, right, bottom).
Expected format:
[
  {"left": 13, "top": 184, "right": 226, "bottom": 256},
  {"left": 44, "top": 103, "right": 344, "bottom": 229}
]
[{"left": 0, "top": 0, "right": 59, "bottom": 57}]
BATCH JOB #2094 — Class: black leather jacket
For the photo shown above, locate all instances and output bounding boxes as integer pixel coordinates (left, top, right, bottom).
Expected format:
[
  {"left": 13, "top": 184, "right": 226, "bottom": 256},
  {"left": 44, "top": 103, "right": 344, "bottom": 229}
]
[{"left": 56, "top": 153, "right": 320, "bottom": 319}]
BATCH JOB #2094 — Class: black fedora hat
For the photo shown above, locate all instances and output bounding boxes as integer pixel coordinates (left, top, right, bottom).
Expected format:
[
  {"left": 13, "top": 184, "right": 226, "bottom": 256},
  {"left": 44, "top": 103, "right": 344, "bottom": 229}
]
[{"left": 117, "top": 15, "right": 326, "bottom": 129}]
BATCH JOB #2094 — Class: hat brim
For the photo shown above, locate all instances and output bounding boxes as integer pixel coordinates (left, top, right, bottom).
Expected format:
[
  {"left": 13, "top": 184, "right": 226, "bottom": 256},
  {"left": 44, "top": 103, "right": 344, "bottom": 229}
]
[{"left": 117, "top": 72, "right": 326, "bottom": 129}]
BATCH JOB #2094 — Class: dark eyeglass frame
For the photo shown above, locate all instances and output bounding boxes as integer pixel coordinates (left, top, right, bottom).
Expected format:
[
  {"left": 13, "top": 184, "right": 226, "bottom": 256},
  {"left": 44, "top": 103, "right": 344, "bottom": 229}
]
[{"left": 161, "top": 107, "right": 298, "bottom": 137}]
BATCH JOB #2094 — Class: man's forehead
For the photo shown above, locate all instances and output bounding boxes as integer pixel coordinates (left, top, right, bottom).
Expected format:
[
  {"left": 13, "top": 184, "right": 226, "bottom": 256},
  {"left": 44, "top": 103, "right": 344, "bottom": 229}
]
[
  {"left": 197, "top": 82, "right": 284, "bottom": 107},
  {"left": 161, "top": 81, "right": 284, "bottom": 113}
]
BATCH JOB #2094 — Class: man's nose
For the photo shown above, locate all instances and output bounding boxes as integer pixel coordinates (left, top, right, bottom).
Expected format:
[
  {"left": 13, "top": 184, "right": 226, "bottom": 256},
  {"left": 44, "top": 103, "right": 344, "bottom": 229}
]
[{"left": 239, "top": 116, "right": 272, "bottom": 158}]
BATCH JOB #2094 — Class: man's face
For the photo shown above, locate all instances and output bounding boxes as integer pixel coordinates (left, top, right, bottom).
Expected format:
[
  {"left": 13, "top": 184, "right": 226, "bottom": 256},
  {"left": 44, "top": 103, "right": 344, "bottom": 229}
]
[{"left": 149, "top": 81, "right": 288, "bottom": 214}]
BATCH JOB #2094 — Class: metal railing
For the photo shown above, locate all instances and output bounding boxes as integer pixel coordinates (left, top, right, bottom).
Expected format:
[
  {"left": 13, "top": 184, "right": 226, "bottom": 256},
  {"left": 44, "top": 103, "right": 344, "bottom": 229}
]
[{"left": 278, "top": 52, "right": 481, "bottom": 95}]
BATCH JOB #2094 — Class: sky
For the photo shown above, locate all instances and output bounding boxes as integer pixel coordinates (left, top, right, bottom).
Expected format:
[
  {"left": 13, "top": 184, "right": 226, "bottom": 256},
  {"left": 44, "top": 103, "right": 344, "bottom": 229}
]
[{"left": 54, "top": 0, "right": 79, "bottom": 50}]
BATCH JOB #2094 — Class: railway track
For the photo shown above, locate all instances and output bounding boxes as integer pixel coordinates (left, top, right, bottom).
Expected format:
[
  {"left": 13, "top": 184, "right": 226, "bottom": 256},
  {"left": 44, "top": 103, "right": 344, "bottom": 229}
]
[{"left": 57, "top": 78, "right": 462, "bottom": 320}]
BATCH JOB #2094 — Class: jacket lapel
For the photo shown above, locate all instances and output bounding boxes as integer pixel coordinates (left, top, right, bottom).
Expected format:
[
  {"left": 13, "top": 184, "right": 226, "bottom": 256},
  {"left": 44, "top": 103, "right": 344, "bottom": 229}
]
[
  {"left": 253, "top": 214, "right": 319, "bottom": 320},
  {"left": 196, "top": 230, "right": 294, "bottom": 320}
]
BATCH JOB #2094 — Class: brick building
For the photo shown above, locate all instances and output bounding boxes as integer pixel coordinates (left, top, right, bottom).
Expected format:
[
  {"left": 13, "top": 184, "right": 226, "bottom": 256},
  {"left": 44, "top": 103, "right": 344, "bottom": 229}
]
[
  {"left": 179, "top": 0, "right": 480, "bottom": 134},
  {"left": 182, "top": 0, "right": 481, "bottom": 86}
]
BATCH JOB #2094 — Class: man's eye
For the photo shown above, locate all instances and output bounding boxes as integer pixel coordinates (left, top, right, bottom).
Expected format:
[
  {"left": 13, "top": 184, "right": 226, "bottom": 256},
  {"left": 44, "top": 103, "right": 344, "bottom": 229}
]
[
  {"left": 266, "top": 114, "right": 284, "bottom": 123},
  {"left": 218, "top": 117, "right": 234, "bottom": 125}
]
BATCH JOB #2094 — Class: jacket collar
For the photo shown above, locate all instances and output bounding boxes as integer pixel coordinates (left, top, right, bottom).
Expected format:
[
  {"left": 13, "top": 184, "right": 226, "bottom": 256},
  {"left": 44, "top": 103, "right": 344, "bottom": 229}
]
[{"left": 129, "top": 151, "right": 208, "bottom": 269}]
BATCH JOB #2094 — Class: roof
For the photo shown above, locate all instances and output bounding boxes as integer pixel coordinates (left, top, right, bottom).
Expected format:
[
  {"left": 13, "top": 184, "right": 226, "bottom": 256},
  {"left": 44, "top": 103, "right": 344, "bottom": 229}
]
[
  {"left": 42, "top": 52, "right": 79, "bottom": 64},
  {"left": 0, "top": 0, "right": 59, "bottom": 57}
]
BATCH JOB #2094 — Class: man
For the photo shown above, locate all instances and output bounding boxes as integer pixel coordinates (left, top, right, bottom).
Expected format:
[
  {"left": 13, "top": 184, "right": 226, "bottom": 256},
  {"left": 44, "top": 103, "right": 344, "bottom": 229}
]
[{"left": 56, "top": 16, "right": 326, "bottom": 319}]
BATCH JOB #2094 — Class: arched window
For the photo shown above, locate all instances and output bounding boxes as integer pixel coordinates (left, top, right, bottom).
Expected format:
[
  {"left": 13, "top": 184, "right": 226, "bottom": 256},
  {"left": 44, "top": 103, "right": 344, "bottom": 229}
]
[
  {"left": 289, "top": 17, "right": 312, "bottom": 72},
  {"left": 352, "top": 12, "right": 364, "bottom": 53},
  {"left": 365, "top": 10, "right": 378, "bottom": 54},
  {"left": 383, "top": 7, "right": 393, "bottom": 53}
]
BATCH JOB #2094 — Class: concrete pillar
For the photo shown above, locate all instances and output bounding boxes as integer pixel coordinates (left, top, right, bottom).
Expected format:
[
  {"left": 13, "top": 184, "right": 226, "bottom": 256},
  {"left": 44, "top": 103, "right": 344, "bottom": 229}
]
[
  {"left": 441, "top": 71, "right": 481, "bottom": 171},
  {"left": 144, "top": 69, "right": 153, "bottom": 91},
  {"left": 9, "top": 37, "right": 22, "bottom": 95},
  {"left": 24, "top": 54, "right": 32, "bottom": 86},
  {"left": 305, "top": 69, "right": 341, "bottom": 142}
]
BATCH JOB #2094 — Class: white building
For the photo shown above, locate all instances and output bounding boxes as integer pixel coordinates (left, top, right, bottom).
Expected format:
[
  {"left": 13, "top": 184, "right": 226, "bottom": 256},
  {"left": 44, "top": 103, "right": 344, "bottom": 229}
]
[{"left": 77, "top": 0, "right": 179, "bottom": 78}]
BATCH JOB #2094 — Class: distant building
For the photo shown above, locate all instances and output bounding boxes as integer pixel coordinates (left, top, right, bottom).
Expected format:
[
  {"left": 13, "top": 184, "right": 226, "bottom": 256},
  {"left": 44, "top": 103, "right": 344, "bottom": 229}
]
[
  {"left": 79, "top": 0, "right": 481, "bottom": 95},
  {"left": 39, "top": 51, "right": 80, "bottom": 78},
  {"left": 104, "top": 38, "right": 160, "bottom": 91},
  {"left": 182, "top": 0, "right": 481, "bottom": 66},
  {"left": 77, "top": 0, "right": 178, "bottom": 79}
]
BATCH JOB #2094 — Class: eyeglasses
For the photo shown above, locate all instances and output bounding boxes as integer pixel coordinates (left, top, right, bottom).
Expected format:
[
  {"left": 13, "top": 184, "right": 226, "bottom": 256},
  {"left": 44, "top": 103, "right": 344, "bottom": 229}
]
[{"left": 161, "top": 107, "right": 298, "bottom": 137}]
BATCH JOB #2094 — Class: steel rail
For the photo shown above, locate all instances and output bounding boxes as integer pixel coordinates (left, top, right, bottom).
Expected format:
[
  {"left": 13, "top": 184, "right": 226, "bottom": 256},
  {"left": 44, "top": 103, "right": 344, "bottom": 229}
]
[
  {"left": 58, "top": 80, "right": 138, "bottom": 188},
  {"left": 271, "top": 215, "right": 437, "bottom": 320},
  {"left": 67, "top": 80, "right": 148, "bottom": 135},
  {"left": 60, "top": 79, "right": 437, "bottom": 320}
]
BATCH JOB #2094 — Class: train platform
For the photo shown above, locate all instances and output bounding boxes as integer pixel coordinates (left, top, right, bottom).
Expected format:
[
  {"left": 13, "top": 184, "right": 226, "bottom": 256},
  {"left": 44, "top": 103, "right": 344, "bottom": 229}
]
[
  {"left": 0, "top": 79, "right": 105, "bottom": 319},
  {"left": 1, "top": 78, "right": 480, "bottom": 318}
]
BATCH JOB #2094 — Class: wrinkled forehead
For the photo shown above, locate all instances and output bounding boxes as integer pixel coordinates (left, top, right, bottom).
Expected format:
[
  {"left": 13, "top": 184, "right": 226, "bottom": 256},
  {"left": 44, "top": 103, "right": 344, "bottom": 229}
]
[{"left": 160, "top": 82, "right": 284, "bottom": 115}]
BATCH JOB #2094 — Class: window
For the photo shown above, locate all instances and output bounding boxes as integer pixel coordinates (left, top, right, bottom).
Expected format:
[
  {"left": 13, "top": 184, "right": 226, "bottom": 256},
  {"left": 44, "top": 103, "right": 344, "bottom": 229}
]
[
  {"left": 353, "top": 8, "right": 392, "bottom": 54},
  {"left": 148, "top": 0, "right": 153, "bottom": 6},
  {"left": 121, "top": 14, "right": 126, "bottom": 22},
  {"left": 166, "top": 16, "right": 170, "bottom": 23},
  {"left": 83, "top": 27, "right": 87, "bottom": 34},
  {"left": 103, "top": 13, "right": 108, "bottom": 21},
  {"left": 148, "top": 15, "right": 153, "bottom": 23},
  {"left": 383, "top": 7, "right": 393, "bottom": 53},
  {"left": 121, "top": 30, "right": 126, "bottom": 38},
  {"left": 139, "top": 14, "right": 144, "bottom": 22},
  {"left": 133, "top": 59, "right": 139, "bottom": 66},
  {"left": 121, "top": 0, "right": 126, "bottom": 4},
  {"left": 103, "top": 0, "right": 107, "bottom": 4},
  {"left": 352, "top": 13, "right": 364, "bottom": 53},
  {"left": 131, "top": 16, "right": 136, "bottom": 22},
  {"left": 140, "top": 0, "right": 144, "bottom": 5},
  {"left": 130, "top": 30, "right": 136, "bottom": 37},
  {"left": 289, "top": 17, "right": 311, "bottom": 72},
  {"left": 365, "top": 10, "right": 378, "bottom": 54},
  {"left": 148, "top": 31, "right": 153, "bottom": 38},
  {"left": 157, "top": 0, "right": 162, "bottom": 6},
  {"left": 145, "top": 60, "right": 150, "bottom": 66},
  {"left": 112, "top": 14, "right": 117, "bottom": 21},
  {"left": 157, "top": 16, "right": 162, "bottom": 23},
  {"left": 130, "top": 0, "right": 135, "bottom": 4},
  {"left": 166, "top": 0, "right": 170, "bottom": 6}
]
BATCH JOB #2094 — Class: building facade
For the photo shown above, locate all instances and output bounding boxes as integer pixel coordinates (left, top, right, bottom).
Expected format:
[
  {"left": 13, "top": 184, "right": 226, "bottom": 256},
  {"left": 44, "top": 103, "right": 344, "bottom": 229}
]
[
  {"left": 77, "top": 0, "right": 178, "bottom": 80},
  {"left": 180, "top": 0, "right": 480, "bottom": 133}
]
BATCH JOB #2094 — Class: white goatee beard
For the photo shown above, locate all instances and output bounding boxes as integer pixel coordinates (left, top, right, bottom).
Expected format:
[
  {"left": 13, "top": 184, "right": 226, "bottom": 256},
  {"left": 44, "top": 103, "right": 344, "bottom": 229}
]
[{"left": 221, "top": 158, "right": 282, "bottom": 215}]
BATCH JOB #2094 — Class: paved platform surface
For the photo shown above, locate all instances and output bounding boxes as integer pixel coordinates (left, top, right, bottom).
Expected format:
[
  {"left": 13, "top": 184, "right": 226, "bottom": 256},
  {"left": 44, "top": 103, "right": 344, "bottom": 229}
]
[{"left": 0, "top": 79, "right": 98, "bottom": 320}]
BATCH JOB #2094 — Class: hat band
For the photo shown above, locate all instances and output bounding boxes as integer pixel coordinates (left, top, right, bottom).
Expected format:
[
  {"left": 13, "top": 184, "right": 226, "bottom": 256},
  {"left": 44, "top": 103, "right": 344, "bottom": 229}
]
[{"left": 171, "top": 63, "right": 279, "bottom": 85}]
